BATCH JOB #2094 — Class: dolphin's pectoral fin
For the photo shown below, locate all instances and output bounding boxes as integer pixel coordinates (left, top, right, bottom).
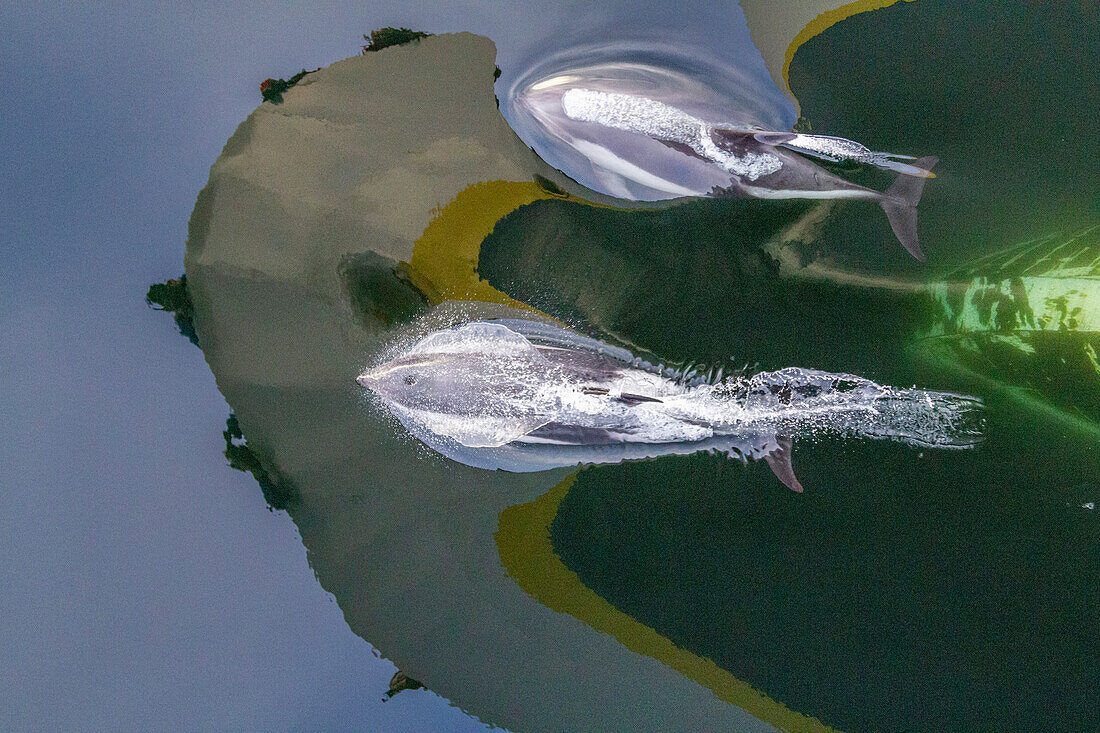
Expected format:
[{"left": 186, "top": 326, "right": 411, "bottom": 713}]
[
  {"left": 435, "top": 414, "right": 552, "bottom": 448},
  {"left": 581, "top": 386, "right": 610, "bottom": 395},
  {"left": 617, "top": 392, "right": 664, "bottom": 405},
  {"left": 764, "top": 435, "right": 803, "bottom": 492}
]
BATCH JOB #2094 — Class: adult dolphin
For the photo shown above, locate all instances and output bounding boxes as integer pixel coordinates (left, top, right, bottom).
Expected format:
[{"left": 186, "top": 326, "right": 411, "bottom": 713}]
[
  {"left": 358, "top": 319, "right": 982, "bottom": 490},
  {"left": 519, "top": 83, "right": 937, "bottom": 259}
]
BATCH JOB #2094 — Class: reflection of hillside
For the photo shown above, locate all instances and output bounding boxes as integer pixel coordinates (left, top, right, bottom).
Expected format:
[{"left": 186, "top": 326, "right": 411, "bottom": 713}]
[
  {"left": 222, "top": 414, "right": 298, "bottom": 511},
  {"left": 146, "top": 276, "right": 198, "bottom": 345},
  {"left": 177, "top": 31, "right": 776, "bottom": 732}
]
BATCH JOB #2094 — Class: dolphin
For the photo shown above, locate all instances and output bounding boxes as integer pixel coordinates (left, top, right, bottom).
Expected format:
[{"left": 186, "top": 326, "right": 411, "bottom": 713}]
[
  {"left": 357, "top": 320, "right": 982, "bottom": 490},
  {"left": 517, "top": 83, "right": 937, "bottom": 259}
]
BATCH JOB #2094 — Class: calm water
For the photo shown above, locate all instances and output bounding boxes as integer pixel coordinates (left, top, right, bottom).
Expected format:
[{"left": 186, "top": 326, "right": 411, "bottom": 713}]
[{"left": 6, "top": 1, "right": 1097, "bottom": 730}]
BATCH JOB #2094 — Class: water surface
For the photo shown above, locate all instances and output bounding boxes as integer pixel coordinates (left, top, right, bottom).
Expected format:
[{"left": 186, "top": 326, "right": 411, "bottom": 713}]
[{"left": 15, "top": 1, "right": 1093, "bottom": 730}]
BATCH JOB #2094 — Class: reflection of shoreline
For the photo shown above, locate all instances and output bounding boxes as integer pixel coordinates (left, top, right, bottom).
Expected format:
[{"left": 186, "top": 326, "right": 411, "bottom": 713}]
[
  {"left": 740, "top": 0, "right": 916, "bottom": 110},
  {"left": 222, "top": 414, "right": 298, "bottom": 511},
  {"left": 177, "top": 32, "right": 779, "bottom": 731},
  {"left": 147, "top": 276, "right": 300, "bottom": 509},
  {"left": 146, "top": 276, "right": 199, "bottom": 345},
  {"left": 496, "top": 472, "right": 837, "bottom": 732}
]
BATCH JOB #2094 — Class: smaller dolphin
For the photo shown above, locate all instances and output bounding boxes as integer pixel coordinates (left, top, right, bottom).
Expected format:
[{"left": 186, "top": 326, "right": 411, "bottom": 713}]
[
  {"left": 358, "top": 320, "right": 983, "bottom": 490},
  {"left": 556, "top": 88, "right": 938, "bottom": 260}
]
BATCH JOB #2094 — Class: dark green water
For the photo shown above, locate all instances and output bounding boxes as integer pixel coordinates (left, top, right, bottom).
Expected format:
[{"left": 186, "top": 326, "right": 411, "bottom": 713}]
[
  {"left": 476, "top": 3, "right": 1100, "bottom": 728},
  {"left": 789, "top": 0, "right": 1099, "bottom": 266},
  {"left": 550, "top": 411, "right": 1097, "bottom": 731},
  {"left": 478, "top": 197, "right": 930, "bottom": 377}
]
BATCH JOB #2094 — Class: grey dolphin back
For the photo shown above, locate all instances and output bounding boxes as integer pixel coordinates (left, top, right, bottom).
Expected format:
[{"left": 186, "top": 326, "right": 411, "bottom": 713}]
[{"left": 489, "top": 319, "right": 637, "bottom": 364}]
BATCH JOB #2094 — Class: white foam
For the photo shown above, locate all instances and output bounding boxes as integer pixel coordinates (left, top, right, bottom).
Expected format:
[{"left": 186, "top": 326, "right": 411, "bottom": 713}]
[
  {"left": 786, "top": 134, "right": 874, "bottom": 163},
  {"left": 368, "top": 323, "right": 984, "bottom": 453},
  {"left": 407, "top": 322, "right": 544, "bottom": 358},
  {"left": 561, "top": 88, "right": 781, "bottom": 181}
]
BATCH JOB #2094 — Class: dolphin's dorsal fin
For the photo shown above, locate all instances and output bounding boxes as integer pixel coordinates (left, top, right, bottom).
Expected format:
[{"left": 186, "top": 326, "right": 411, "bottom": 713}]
[
  {"left": 407, "top": 322, "right": 546, "bottom": 361},
  {"left": 764, "top": 435, "right": 803, "bottom": 492}
]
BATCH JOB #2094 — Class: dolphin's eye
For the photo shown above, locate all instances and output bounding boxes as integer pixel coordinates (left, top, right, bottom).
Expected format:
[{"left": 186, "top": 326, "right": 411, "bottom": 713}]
[{"left": 404, "top": 375, "right": 418, "bottom": 386}]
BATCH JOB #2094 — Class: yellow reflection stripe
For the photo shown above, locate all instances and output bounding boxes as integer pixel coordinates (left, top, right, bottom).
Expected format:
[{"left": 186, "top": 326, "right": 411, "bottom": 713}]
[
  {"left": 496, "top": 473, "right": 838, "bottom": 733},
  {"left": 782, "top": 1, "right": 918, "bottom": 107},
  {"left": 405, "top": 180, "right": 554, "bottom": 314}
]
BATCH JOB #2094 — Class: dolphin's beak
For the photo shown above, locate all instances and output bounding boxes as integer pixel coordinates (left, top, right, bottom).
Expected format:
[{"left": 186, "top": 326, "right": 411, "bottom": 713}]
[{"left": 356, "top": 372, "right": 377, "bottom": 390}]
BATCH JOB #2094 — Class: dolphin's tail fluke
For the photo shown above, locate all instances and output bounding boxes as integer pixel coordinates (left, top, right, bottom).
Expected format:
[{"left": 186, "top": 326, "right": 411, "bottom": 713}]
[
  {"left": 764, "top": 435, "right": 803, "bottom": 492},
  {"left": 880, "top": 155, "right": 938, "bottom": 260}
]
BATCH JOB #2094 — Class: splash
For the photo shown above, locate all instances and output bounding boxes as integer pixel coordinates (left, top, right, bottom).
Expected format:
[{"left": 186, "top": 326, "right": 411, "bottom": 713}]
[
  {"left": 560, "top": 88, "right": 782, "bottom": 181},
  {"left": 358, "top": 320, "right": 983, "bottom": 483},
  {"left": 711, "top": 368, "right": 984, "bottom": 449}
]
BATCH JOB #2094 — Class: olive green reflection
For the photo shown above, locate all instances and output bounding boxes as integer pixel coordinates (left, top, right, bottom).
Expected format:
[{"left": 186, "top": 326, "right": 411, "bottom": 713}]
[{"left": 177, "top": 31, "right": 775, "bottom": 732}]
